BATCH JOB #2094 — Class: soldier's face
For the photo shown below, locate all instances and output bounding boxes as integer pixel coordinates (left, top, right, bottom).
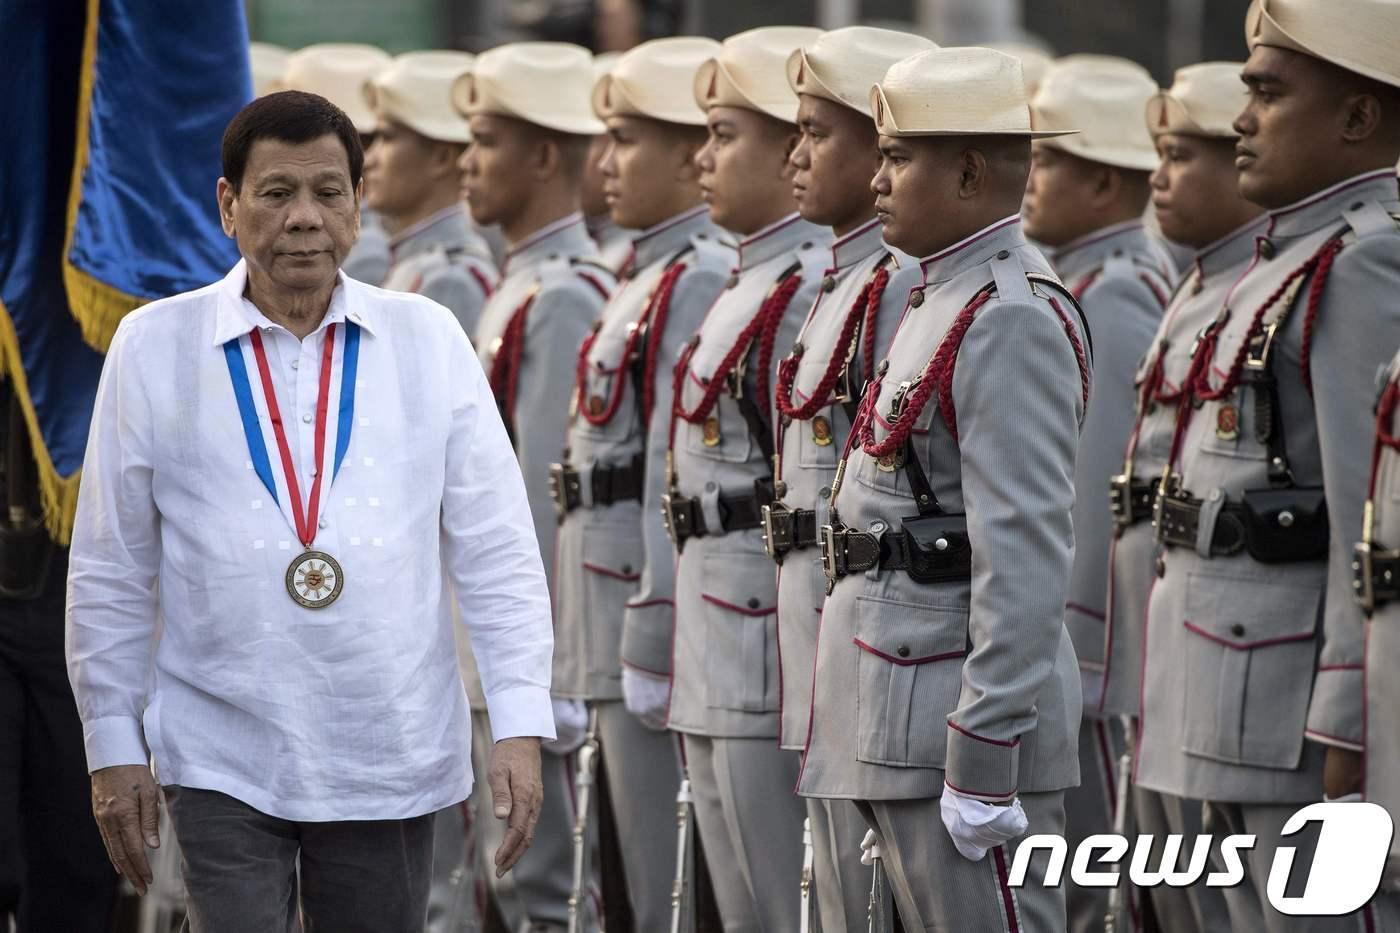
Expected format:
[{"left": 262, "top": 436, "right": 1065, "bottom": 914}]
[
  {"left": 600, "top": 116, "right": 703, "bottom": 230},
  {"left": 458, "top": 115, "right": 537, "bottom": 227},
  {"left": 790, "top": 94, "right": 881, "bottom": 235},
  {"left": 363, "top": 119, "right": 460, "bottom": 221},
  {"left": 871, "top": 134, "right": 960, "bottom": 257},
  {"left": 581, "top": 134, "right": 610, "bottom": 218},
  {"left": 217, "top": 133, "right": 360, "bottom": 295},
  {"left": 1021, "top": 144, "right": 1102, "bottom": 247},
  {"left": 1150, "top": 133, "right": 1262, "bottom": 249},
  {"left": 695, "top": 106, "right": 800, "bottom": 236}
]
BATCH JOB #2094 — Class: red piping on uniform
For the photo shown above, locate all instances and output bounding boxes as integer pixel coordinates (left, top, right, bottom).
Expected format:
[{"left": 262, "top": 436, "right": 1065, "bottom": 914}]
[
  {"left": 948, "top": 720, "right": 1020, "bottom": 748},
  {"left": 467, "top": 266, "right": 494, "bottom": 298},
  {"left": 1317, "top": 663, "right": 1363, "bottom": 672},
  {"left": 1066, "top": 602, "right": 1106, "bottom": 622},
  {"left": 620, "top": 658, "right": 670, "bottom": 678},
  {"left": 852, "top": 638, "right": 965, "bottom": 666},
  {"left": 577, "top": 271, "right": 611, "bottom": 300},
  {"left": 944, "top": 777, "right": 1017, "bottom": 801},
  {"left": 1181, "top": 620, "right": 1314, "bottom": 651},
  {"left": 992, "top": 846, "right": 1022, "bottom": 933},
  {"left": 701, "top": 594, "right": 776, "bottom": 617},
  {"left": 583, "top": 562, "right": 641, "bottom": 582}
]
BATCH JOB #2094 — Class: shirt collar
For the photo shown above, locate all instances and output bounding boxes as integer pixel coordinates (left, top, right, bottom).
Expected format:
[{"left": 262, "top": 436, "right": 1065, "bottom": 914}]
[
  {"left": 737, "top": 212, "right": 826, "bottom": 272},
  {"left": 211, "top": 259, "right": 377, "bottom": 347},
  {"left": 919, "top": 215, "right": 1024, "bottom": 285},
  {"left": 1193, "top": 215, "right": 1270, "bottom": 281},
  {"left": 1048, "top": 219, "right": 1151, "bottom": 283},
  {"left": 631, "top": 205, "right": 714, "bottom": 271},
  {"left": 502, "top": 212, "right": 592, "bottom": 275},
  {"left": 830, "top": 217, "right": 885, "bottom": 272},
  {"left": 387, "top": 205, "right": 473, "bottom": 262},
  {"left": 1265, "top": 169, "right": 1399, "bottom": 240}
]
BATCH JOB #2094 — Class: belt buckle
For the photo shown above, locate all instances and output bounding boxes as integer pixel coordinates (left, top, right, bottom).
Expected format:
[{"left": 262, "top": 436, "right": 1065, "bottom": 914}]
[
  {"left": 1152, "top": 471, "right": 1179, "bottom": 545},
  {"left": 1108, "top": 473, "right": 1133, "bottom": 534},
  {"left": 662, "top": 493, "right": 696, "bottom": 549},
  {"left": 1245, "top": 321, "right": 1279, "bottom": 372},
  {"left": 761, "top": 501, "right": 795, "bottom": 562},
  {"left": 1354, "top": 541, "right": 1377, "bottom": 613},
  {"left": 548, "top": 463, "right": 574, "bottom": 523},
  {"left": 820, "top": 524, "right": 846, "bottom": 595}
]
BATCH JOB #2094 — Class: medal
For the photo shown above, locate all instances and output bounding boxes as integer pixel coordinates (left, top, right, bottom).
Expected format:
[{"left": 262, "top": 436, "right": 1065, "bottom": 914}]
[
  {"left": 811, "top": 415, "right": 833, "bottom": 447},
  {"left": 1216, "top": 402, "right": 1239, "bottom": 441},
  {"left": 702, "top": 415, "right": 722, "bottom": 447},
  {"left": 224, "top": 319, "right": 361, "bottom": 610}
]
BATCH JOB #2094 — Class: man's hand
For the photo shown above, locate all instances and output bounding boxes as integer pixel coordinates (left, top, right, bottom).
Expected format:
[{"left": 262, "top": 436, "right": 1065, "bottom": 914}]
[
  {"left": 1323, "top": 746, "right": 1363, "bottom": 800},
  {"left": 488, "top": 736, "right": 544, "bottom": 878},
  {"left": 91, "top": 764, "right": 161, "bottom": 895}
]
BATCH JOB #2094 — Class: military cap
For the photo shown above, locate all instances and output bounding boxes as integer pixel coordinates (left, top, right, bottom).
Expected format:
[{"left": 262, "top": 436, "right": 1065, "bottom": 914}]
[
  {"left": 786, "top": 26, "right": 937, "bottom": 118},
  {"left": 364, "top": 51, "right": 475, "bottom": 144},
  {"left": 1146, "top": 62, "right": 1247, "bottom": 138},
  {"left": 692, "top": 26, "right": 825, "bottom": 123},
  {"left": 987, "top": 42, "right": 1054, "bottom": 97},
  {"left": 1247, "top": 0, "right": 1400, "bottom": 88},
  {"left": 593, "top": 37, "right": 720, "bottom": 126},
  {"left": 1031, "top": 56, "right": 1159, "bottom": 170},
  {"left": 249, "top": 42, "right": 290, "bottom": 98},
  {"left": 283, "top": 43, "right": 392, "bottom": 134},
  {"left": 452, "top": 42, "right": 605, "bottom": 136}
]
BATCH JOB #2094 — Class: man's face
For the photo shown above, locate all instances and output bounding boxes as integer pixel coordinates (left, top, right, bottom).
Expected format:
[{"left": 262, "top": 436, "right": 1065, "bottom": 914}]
[
  {"left": 694, "top": 105, "right": 796, "bottom": 235},
  {"left": 217, "top": 133, "right": 359, "bottom": 293},
  {"left": 363, "top": 119, "right": 454, "bottom": 219},
  {"left": 581, "top": 134, "right": 610, "bottom": 217},
  {"left": 458, "top": 114, "right": 537, "bottom": 227},
  {"left": 600, "top": 116, "right": 694, "bottom": 230},
  {"left": 871, "top": 134, "right": 960, "bottom": 258},
  {"left": 790, "top": 94, "right": 880, "bottom": 232},
  {"left": 1234, "top": 46, "right": 1344, "bottom": 208},
  {"left": 1150, "top": 133, "right": 1253, "bottom": 248},
  {"left": 1022, "top": 143, "right": 1101, "bottom": 247}
]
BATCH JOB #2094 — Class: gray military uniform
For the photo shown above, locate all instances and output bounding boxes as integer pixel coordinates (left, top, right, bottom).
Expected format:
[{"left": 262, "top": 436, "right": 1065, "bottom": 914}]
[
  {"left": 463, "top": 212, "right": 613, "bottom": 932},
  {"left": 1049, "top": 220, "right": 1170, "bottom": 933},
  {"left": 799, "top": 216, "right": 1088, "bottom": 931},
  {"left": 1138, "top": 169, "right": 1400, "bottom": 932},
  {"left": 587, "top": 214, "right": 638, "bottom": 278},
  {"left": 769, "top": 217, "right": 919, "bottom": 933},
  {"left": 667, "top": 212, "right": 829, "bottom": 933},
  {"left": 1108, "top": 218, "right": 1265, "bottom": 933},
  {"left": 552, "top": 205, "right": 732, "bottom": 929},
  {"left": 382, "top": 205, "right": 498, "bottom": 338},
  {"left": 344, "top": 206, "right": 391, "bottom": 285}
]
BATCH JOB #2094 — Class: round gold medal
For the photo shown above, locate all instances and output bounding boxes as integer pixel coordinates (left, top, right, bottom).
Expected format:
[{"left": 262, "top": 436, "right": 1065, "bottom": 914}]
[
  {"left": 286, "top": 550, "right": 344, "bottom": 609},
  {"left": 702, "top": 416, "right": 722, "bottom": 447},
  {"left": 811, "top": 416, "right": 833, "bottom": 447}
]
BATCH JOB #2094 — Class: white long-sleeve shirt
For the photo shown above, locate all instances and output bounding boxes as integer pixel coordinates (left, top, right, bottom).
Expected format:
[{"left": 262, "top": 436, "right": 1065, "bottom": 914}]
[{"left": 66, "top": 260, "right": 555, "bottom": 822}]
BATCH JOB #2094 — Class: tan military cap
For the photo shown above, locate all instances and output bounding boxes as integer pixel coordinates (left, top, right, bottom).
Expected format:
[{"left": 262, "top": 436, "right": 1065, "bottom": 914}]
[
  {"left": 364, "top": 51, "right": 475, "bottom": 144},
  {"left": 692, "top": 26, "right": 825, "bottom": 123},
  {"left": 1031, "top": 56, "right": 1159, "bottom": 170},
  {"left": 786, "top": 27, "right": 936, "bottom": 118},
  {"left": 1146, "top": 62, "right": 1246, "bottom": 138},
  {"left": 249, "top": 42, "right": 290, "bottom": 98},
  {"left": 871, "top": 46, "right": 1072, "bottom": 138},
  {"left": 1246, "top": 0, "right": 1400, "bottom": 88},
  {"left": 452, "top": 42, "right": 605, "bottom": 136},
  {"left": 987, "top": 42, "right": 1054, "bottom": 97},
  {"left": 283, "top": 43, "right": 392, "bottom": 134},
  {"left": 593, "top": 37, "right": 720, "bottom": 126}
]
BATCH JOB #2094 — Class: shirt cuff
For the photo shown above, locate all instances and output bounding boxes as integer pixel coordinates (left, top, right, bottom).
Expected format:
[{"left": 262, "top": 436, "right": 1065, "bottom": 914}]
[
  {"left": 83, "top": 715, "right": 150, "bottom": 773},
  {"left": 1305, "top": 666, "right": 1364, "bottom": 752},
  {"left": 484, "top": 684, "right": 556, "bottom": 742},
  {"left": 944, "top": 719, "right": 1020, "bottom": 804}
]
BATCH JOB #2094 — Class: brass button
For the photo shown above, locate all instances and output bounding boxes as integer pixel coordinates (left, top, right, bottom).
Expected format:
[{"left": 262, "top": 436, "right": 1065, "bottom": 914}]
[
  {"left": 725, "top": 273, "right": 739, "bottom": 289},
  {"left": 877, "top": 359, "right": 889, "bottom": 376},
  {"left": 821, "top": 275, "right": 837, "bottom": 292},
  {"left": 910, "top": 291, "right": 925, "bottom": 308},
  {"left": 1258, "top": 238, "right": 1275, "bottom": 260}
]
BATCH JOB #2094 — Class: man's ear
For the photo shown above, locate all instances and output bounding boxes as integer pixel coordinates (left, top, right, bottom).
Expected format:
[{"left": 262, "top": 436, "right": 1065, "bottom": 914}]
[
  {"left": 958, "top": 147, "right": 989, "bottom": 199},
  {"left": 1090, "top": 164, "right": 1121, "bottom": 207},
  {"left": 1341, "top": 92, "right": 1383, "bottom": 143},
  {"left": 216, "top": 177, "right": 237, "bottom": 237},
  {"left": 532, "top": 136, "right": 561, "bottom": 181}
]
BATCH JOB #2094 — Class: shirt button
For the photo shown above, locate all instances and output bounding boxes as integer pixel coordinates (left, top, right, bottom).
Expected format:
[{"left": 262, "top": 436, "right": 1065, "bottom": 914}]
[
  {"left": 318, "top": 518, "right": 327, "bottom": 529},
  {"left": 291, "top": 359, "right": 299, "bottom": 370},
  {"left": 302, "top": 413, "right": 313, "bottom": 424},
  {"left": 747, "top": 597, "right": 761, "bottom": 609}
]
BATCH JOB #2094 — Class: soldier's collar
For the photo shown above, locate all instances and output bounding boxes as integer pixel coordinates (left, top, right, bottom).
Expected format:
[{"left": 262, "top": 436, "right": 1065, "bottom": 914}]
[
  {"left": 1193, "top": 214, "right": 1269, "bottom": 281},
  {"left": 1264, "top": 169, "right": 1398, "bottom": 240},
  {"left": 631, "top": 205, "right": 712, "bottom": 270},
  {"left": 502, "top": 211, "right": 591, "bottom": 275},
  {"left": 830, "top": 216, "right": 885, "bottom": 272},
  {"left": 736, "top": 212, "right": 826, "bottom": 271},
  {"left": 387, "top": 205, "right": 473, "bottom": 261},
  {"left": 918, "top": 214, "right": 1023, "bottom": 285},
  {"left": 1048, "top": 219, "right": 1151, "bottom": 283},
  {"left": 212, "top": 259, "right": 378, "bottom": 347}
]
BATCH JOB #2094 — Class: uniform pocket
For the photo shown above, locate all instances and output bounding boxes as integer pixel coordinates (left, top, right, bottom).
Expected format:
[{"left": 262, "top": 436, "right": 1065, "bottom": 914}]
[
  {"left": 1181, "top": 569, "right": 1320, "bottom": 769},
  {"left": 854, "top": 595, "right": 967, "bottom": 768},
  {"left": 582, "top": 523, "right": 643, "bottom": 680},
  {"left": 701, "top": 551, "right": 778, "bottom": 713}
]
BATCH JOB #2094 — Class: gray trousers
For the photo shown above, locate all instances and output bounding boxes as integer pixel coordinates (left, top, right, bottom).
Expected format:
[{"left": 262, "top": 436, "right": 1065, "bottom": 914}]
[
  {"left": 469, "top": 709, "right": 595, "bottom": 933},
  {"left": 807, "top": 797, "right": 872, "bottom": 933},
  {"left": 856, "top": 790, "right": 1068, "bottom": 933},
  {"left": 595, "top": 700, "right": 681, "bottom": 930},
  {"left": 1132, "top": 787, "right": 1229, "bottom": 933},
  {"left": 426, "top": 802, "right": 480, "bottom": 933},
  {"left": 163, "top": 784, "right": 434, "bottom": 933},
  {"left": 684, "top": 734, "right": 806, "bottom": 933},
  {"left": 1064, "top": 717, "right": 1118, "bottom": 933}
]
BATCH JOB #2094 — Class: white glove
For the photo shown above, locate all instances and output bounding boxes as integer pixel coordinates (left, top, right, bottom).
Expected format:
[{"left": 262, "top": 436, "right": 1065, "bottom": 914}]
[
  {"left": 939, "top": 784, "right": 1029, "bottom": 862},
  {"left": 543, "top": 698, "right": 588, "bottom": 755},
  {"left": 622, "top": 667, "right": 671, "bottom": 731},
  {"left": 859, "top": 828, "right": 880, "bottom": 866}
]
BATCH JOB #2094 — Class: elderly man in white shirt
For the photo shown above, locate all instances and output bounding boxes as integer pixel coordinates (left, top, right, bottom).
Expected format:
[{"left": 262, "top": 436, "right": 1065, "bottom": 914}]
[{"left": 65, "top": 89, "right": 555, "bottom": 932}]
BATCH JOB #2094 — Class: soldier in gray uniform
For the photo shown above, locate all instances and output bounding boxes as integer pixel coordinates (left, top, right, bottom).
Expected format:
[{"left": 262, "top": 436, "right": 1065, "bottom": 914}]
[
  {"left": 453, "top": 43, "right": 616, "bottom": 933},
  {"left": 584, "top": 53, "right": 637, "bottom": 277},
  {"left": 549, "top": 37, "right": 733, "bottom": 929},
  {"left": 1021, "top": 55, "right": 1170, "bottom": 933},
  {"left": 663, "top": 26, "right": 826, "bottom": 933},
  {"left": 769, "top": 26, "right": 932, "bottom": 932},
  {"left": 364, "top": 52, "right": 497, "bottom": 338},
  {"left": 1139, "top": 1, "right": 1400, "bottom": 928},
  {"left": 1110, "top": 62, "right": 1265, "bottom": 933},
  {"left": 800, "top": 47, "right": 1091, "bottom": 931}
]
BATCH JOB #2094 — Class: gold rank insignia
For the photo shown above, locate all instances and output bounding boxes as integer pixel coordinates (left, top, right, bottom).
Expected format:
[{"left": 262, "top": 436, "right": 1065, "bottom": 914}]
[
  {"left": 1216, "top": 403, "right": 1240, "bottom": 441},
  {"left": 702, "top": 416, "right": 722, "bottom": 447},
  {"left": 812, "top": 415, "right": 833, "bottom": 446}
]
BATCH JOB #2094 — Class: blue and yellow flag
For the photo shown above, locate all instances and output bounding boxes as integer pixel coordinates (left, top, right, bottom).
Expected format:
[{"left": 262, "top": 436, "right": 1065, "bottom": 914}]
[{"left": 0, "top": 0, "right": 249, "bottom": 541}]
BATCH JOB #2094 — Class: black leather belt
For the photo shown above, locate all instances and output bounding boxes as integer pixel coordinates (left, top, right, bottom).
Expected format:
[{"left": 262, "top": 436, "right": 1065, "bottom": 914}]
[
  {"left": 662, "top": 480, "right": 772, "bottom": 550},
  {"left": 760, "top": 501, "right": 819, "bottom": 562},
  {"left": 1354, "top": 541, "right": 1400, "bottom": 613},
  {"left": 1154, "top": 493, "right": 1247, "bottom": 556},
  {"left": 1109, "top": 474, "right": 1159, "bottom": 535},
  {"left": 549, "top": 455, "right": 644, "bottom": 522},
  {"left": 821, "top": 520, "right": 972, "bottom": 592}
]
